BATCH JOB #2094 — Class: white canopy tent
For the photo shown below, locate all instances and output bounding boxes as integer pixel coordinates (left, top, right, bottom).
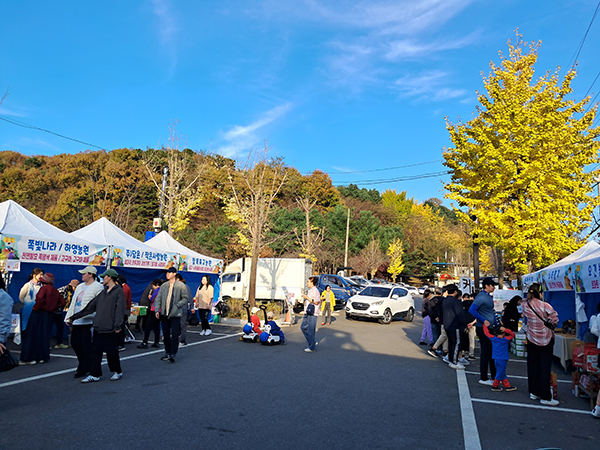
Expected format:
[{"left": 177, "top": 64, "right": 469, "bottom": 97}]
[
  {"left": 71, "top": 217, "right": 176, "bottom": 270},
  {"left": 0, "top": 199, "right": 105, "bottom": 267},
  {"left": 145, "top": 231, "right": 222, "bottom": 275}
]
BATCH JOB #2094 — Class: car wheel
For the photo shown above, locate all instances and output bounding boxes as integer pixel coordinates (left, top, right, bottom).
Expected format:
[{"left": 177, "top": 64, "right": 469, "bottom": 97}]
[
  {"left": 404, "top": 307, "right": 415, "bottom": 322},
  {"left": 379, "top": 309, "right": 392, "bottom": 325}
]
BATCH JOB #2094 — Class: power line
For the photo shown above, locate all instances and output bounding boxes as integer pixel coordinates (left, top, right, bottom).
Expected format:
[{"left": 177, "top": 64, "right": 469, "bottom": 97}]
[
  {"left": 564, "top": 0, "right": 600, "bottom": 72},
  {"left": 0, "top": 115, "right": 105, "bottom": 150},
  {"left": 332, "top": 170, "right": 450, "bottom": 186},
  {"left": 328, "top": 160, "right": 441, "bottom": 174}
]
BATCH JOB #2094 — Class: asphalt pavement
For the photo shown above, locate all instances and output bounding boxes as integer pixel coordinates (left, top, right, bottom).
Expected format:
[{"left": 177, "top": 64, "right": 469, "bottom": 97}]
[{"left": 1, "top": 300, "right": 598, "bottom": 450}]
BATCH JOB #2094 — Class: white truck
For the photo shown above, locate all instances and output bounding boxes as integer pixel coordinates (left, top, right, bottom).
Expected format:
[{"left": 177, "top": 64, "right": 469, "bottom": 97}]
[{"left": 221, "top": 257, "right": 313, "bottom": 303}]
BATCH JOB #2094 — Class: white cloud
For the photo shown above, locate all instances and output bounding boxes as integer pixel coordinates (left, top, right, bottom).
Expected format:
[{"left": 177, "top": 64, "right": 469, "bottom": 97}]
[
  {"left": 256, "top": 0, "right": 476, "bottom": 94},
  {"left": 393, "top": 70, "right": 467, "bottom": 101},
  {"left": 217, "top": 103, "right": 294, "bottom": 157},
  {"left": 0, "top": 107, "right": 27, "bottom": 117}
]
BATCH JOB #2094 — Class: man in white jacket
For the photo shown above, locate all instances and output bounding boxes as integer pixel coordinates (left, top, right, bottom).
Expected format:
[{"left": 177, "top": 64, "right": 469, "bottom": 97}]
[{"left": 65, "top": 266, "right": 103, "bottom": 378}]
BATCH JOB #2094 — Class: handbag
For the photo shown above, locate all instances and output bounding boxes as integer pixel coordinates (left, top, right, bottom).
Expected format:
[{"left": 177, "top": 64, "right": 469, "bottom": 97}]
[
  {"left": 529, "top": 304, "right": 556, "bottom": 331},
  {"left": 0, "top": 348, "right": 19, "bottom": 372},
  {"left": 306, "top": 303, "right": 315, "bottom": 316}
]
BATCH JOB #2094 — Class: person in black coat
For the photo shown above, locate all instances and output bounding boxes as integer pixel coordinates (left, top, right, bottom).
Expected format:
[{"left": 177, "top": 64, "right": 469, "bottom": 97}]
[
  {"left": 443, "top": 284, "right": 470, "bottom": 368},
  {"left": 502, "top": 295, "right": 522, "bottom": 332}
]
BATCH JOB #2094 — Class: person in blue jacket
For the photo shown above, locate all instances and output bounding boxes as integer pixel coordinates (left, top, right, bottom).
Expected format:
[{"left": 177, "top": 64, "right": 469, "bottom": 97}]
[
  {"left": 266, "top": 311, "right": 286, "bottom": 344},
  {"left": 469, "top": 277, "right": 498, "bottom": 386}
]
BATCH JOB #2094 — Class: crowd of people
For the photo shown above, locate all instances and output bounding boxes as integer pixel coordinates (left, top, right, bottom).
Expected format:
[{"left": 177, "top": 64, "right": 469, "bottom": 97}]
[
  {"left": 419, "top": 278, "right": 566, "bottom": 408},
  {"left": 0, "top": 265, "right": 215, "bottom": 383}
]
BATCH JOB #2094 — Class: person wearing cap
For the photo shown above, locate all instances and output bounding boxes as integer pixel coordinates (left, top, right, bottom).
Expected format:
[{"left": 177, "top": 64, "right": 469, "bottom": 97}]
[
  {"left": 20, "top": 273, "right": 64, "bottom": 365},
  {"left": 65, "top": 266, "right": 104, "bottom": 378},
  {"left": 54, "top": 279, "right": 80, "bottom": 349},
  {"left": 469, "top": 277, "right": 498, "bottom": 386},
  {"left": 154, "top": 267, "right": 188, "bottom": 363},
  {"left": 66, "top": 268, "right": 126, "bottom": 382}
]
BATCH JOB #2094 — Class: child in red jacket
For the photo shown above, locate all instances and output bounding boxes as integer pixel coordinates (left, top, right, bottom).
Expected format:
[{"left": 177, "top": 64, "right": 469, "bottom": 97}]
[{"left": 483, "top": 325, "right": 516, "bottom": 392}]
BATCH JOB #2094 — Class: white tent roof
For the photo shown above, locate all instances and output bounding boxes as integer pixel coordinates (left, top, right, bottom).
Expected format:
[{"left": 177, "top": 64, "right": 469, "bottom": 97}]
[
  {"left": 0, "top": 200, "right": 94, "bottom": 244},
  {"left": 71, "top": 217, "right": 177, "bottom": 269},
  {"left": 72, "top": 217, "right": 156, "bottom": 251},
  {"left": 523, "top": 241, "right": 600, "bottom": 291},
  {"left": 0, "top": 200, "right": 104, "bottom": 265},
  {"left": 145, "top": 231, "right": 222, "bottom": 274}
]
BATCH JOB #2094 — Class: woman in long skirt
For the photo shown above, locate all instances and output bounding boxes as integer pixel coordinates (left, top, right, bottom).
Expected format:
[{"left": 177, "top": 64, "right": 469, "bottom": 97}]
[{"left": 20, "top": 273, "right": 64, "bottom": 364}]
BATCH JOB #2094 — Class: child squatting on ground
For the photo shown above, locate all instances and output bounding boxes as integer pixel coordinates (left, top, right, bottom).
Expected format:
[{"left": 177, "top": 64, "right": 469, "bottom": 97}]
[{"left": 483, "top": 324, "right": 517, "bottom": 392}]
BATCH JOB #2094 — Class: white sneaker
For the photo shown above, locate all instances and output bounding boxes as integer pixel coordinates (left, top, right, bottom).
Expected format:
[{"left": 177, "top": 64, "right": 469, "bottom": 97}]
[
  {"left": 592, "top": 406, "right": 600, "bottom": 418},
  {"left": 479, "top": 379, "right": 494, "bottom": 386},
  {"left": 124, "top": 337, "right": 134, "bottom": 343},
  {"left": 449, "top": 362, "right": 465, "bottom": 370},
  {"left": 458, "top": 357, "right": 471, "bottom": 365},
  {"left": 304, "top": 348, "right": 314, "bottom": 353},
  {"left": 110, "top": 372, "right": 123, "bottom": 381},
  {"left": 205, "top": 329, "right": 212, "bottom": 336},
  {"left": 540, "top": 399, "right": 559, "bottom": 406},
  {"left": 529, "top": 393, "right": 540, "bottom": 400},
  {"left": 81, "top": 375, "right": 100, "bottom": 383},
  {"left": 200, "top": 330, "right": 206, "bottom": 336},
  {"left": 442, "top": 355, "right": 449, "bottom": 363}
]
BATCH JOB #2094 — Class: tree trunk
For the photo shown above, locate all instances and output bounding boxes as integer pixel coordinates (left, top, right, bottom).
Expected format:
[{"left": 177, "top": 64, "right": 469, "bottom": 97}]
[{"left": 248, "top": 250, "right": 259, "bottom": 307}]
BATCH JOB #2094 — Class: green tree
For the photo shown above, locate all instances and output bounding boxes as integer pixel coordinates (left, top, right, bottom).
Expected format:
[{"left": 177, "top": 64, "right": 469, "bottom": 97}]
[{"left": 443, "top": 34, "right": 599, "bottom": 275}]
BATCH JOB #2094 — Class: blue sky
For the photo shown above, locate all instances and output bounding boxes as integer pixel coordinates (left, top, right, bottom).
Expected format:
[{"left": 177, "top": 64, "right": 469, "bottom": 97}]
[{"left": 1, "top": 0, "right": 599, "bottom": 205}]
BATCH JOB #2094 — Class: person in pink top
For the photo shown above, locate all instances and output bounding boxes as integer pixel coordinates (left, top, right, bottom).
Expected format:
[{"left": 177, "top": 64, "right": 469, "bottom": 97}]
[{"left": 522, "top": 283, "right": 559, "bottom": 406}]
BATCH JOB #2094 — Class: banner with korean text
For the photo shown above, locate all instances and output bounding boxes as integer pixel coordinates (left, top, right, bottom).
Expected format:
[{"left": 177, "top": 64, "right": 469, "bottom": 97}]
[{"left": 0, "top": 234, "right": 106, "bottom": 266}]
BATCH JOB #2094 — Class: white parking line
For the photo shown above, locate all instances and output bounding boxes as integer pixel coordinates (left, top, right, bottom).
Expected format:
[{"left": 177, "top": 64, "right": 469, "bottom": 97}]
[
  {"left": 472, "top": 398, "right": 589, "bottom": 414},
  {"left": 464, "top": 371, "right": 571, "bottom": 384},
  {"left": 457, "top": 369, "right": 482, "bottom": 450},
  {"left": 0, "top": 333, "right": 242, "bottom": 389}
]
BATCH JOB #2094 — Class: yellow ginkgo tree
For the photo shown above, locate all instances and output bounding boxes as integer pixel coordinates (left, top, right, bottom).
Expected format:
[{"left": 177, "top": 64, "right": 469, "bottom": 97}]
[{"left": 443, "top": 33, "right": 600, "bottom": 276}]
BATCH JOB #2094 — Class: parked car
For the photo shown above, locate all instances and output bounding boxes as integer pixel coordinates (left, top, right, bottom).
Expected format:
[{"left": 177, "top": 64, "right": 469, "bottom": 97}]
[
  {"left": 343, "top": 277, "right": 364, "bottom": 295},
  {"left": 418, "top": 285, "right": 435, "bottom": 295},
  {"left": 399, "top": 283, "right": 419, "bottom": 297},
  {"left": 345, "top": 285, "right": 415, "bottom": 324},
  {"left": 316, "top": 274, "right": 356, "bottom": 309},
  {"left": 348, "top": 276, "right": 373, "bottom": 288}
]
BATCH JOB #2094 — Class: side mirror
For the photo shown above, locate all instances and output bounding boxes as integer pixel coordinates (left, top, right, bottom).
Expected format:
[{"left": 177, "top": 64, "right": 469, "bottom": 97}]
[{"left": 392, "top": 294, "right": 399, "bottom": 299}]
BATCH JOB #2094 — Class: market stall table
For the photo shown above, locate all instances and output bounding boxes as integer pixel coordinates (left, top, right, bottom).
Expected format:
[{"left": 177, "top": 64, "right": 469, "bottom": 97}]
[{"left": 553, "top": 333, "right": 576, "bottom": 369}]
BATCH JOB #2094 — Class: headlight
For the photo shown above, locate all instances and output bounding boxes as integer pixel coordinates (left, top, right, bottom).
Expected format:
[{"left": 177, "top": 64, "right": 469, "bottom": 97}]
[{"left": 372, "top": 300, "right": 384, "bottom": 306}]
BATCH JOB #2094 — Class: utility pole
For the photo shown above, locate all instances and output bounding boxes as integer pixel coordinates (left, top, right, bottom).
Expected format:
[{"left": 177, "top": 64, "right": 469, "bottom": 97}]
[
  {"left": 157, "top": 165, "right": 169, "bottom": 232},
  {"left": 344, "top": 208, "right": 350, "bottom": 276}
]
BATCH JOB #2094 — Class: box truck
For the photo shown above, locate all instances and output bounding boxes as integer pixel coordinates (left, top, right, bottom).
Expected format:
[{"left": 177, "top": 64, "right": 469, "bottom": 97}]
[{"left": 221, "top": 257, "right": 313, "bottom": 304}]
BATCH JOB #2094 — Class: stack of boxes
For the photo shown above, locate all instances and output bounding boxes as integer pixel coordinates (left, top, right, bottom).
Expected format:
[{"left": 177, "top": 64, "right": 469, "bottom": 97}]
[{"left": 510, "top": 332, "right": 527, "bottom": 357}]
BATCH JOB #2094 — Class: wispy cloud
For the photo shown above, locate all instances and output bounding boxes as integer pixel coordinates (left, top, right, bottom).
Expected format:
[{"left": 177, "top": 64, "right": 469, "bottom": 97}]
[
  {"left": 256, "top": 0, "right": 476, "bottom": 94},
  {"left": 393, "top": 70, "right": 467, "bottom": 101},
  {"left": 151, "top": 0, "right": 178, "bottom": 75},
  {"left": 0, "top": 107, "right": 28, "bottom": 117},
  {"left": 217, "top": 103, "right": 294, "bottom": 157},
  {"left": 3, "top": 137, "right": 62, "bottom": 155}
]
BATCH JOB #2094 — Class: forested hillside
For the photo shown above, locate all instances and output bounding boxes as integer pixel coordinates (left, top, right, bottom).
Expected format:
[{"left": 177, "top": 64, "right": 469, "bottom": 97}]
[{"left": 0, "top": 149, "right": 471, "bottom": 279}]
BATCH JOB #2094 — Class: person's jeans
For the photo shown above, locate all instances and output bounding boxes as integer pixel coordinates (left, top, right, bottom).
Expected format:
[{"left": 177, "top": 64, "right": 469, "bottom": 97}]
[
  {"left": 160, "top": 316, "right": 181, "bottom": 356},
  {"left": 468, "top": 326, "right": 476, "bottom": 357},
  {"left": 431, "top": 321, "right": 441, "bottom": 346},
  {"left": 476, "top": 326, "right": 496, "bottom": 381},
  {"left": 421, "top": 315, "right": 433, "bottom": 343},
  {"left": 70, "top": 324, "right": 93, "bottom": 375},
  {"left": 322, "top": 303, "right": 332, "bottom": 324},
  {"left": 198, "top": 309, "right": 211, "bottom": 331},
  {"left": 301, "top": 314, "right": 318, "bottom": 350},
  {"left": 90, "top": 330, "right": 121, "bottom": 377}
]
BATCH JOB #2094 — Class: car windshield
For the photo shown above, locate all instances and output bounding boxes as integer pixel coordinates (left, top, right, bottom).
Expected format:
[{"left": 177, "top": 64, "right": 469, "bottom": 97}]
[{"left": 359, "top": 286, "right": 392, "bottom": 298}]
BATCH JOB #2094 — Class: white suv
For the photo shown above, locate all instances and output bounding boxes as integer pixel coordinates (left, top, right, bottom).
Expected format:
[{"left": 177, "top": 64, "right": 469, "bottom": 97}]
[{"left": 345, "top": 285, "right": 415, "bottom": 324}]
